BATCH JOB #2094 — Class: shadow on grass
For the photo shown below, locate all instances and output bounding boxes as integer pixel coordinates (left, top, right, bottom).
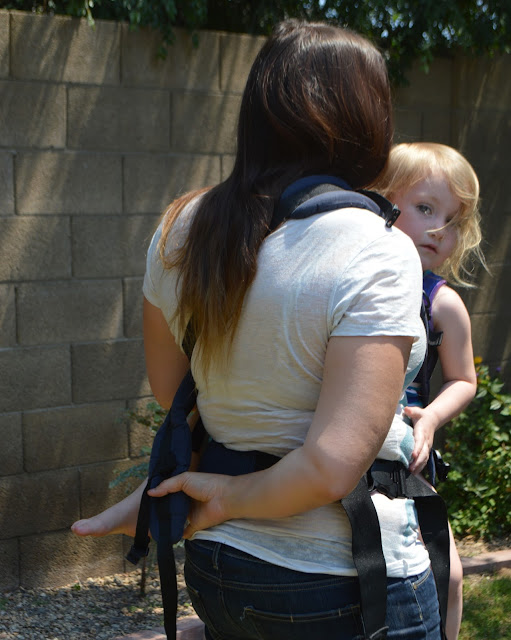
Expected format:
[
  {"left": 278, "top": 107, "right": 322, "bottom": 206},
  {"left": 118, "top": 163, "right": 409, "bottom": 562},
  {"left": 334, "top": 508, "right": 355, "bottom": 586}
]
[{"left": 460, "top": 569, "right": 511, "bottom": 640}]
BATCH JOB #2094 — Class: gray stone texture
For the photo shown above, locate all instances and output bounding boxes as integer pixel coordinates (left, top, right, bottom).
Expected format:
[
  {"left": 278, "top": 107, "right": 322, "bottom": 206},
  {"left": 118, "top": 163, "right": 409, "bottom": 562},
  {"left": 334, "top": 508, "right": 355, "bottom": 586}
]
[
  {"left": 0, "top": 11, "right": 9, "bottom": 79},
  {"left": 123, "top": 277, "right": 144, "bottom": 338},
  {"left": 0, "top": 468, "right": 80, "bottom": 539},
  {"left": 0, "top": 284, "right": 16, "bottom": 347},
  {"left": 0, "top": 81, "right": 66, "bottom": 148},
  {"left": 452, "top": 56, "right": 511, "bottom": 110},
  {"left": 72, "top": 215, "right": 159, "bottom": 278},
  {"left": 170, "top": 92, "right": 241, "bottom": 154},
  {"left": 17, "top": 279, "right": 124, "bottom": 345},
  {"left": 126, "top": 396, "right": 159, "bottom": 458},
  {"left": 0, "top": 152, "right": 14, "bottom": 214},
  {"left": 15, "top": 152, "right": 122, "bottom": 215},
  {"left": 20, "top": 530, "right": 125, "bottom": 588},
  {"left": 122, "top": 25, "right": 221, "bottom": 91},
  {"left": 11, "top": 12, "right": 120, "bottom": 84},
  {"left": 22, "top": 401, "right": 128, "bottom": 472},
  {"left": 123, "top": 154, "right": 221, "bottom": 214},
  {"left": 71, "top": 339, "right": 150, "bottom": 403},
  {"left": 0, "top": 412, "right": 23, "bottom": 476},
  {"left": 219, "top": 33, "right": 266, "bottom": 93},
  {"left": 0, "top": 216, "right": 71, "bottom": 281},
  {"left": 67, "top": 86, "right": 170, "bottom": 152},
  {"left": 0, "top": 345, "right": 71, "bottom": 413},
  {"left": 79, "top": 459, "right": 143, "bottom": 517},
  {"left": 0, "top": 538, "right": 19, "bottom": 591}
]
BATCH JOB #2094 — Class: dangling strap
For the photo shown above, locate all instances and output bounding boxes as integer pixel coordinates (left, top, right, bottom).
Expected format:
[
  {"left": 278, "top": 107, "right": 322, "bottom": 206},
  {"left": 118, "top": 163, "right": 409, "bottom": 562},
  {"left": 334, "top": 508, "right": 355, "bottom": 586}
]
[{"left": 341, "top": 477, "right": 389, "bottom": 639}]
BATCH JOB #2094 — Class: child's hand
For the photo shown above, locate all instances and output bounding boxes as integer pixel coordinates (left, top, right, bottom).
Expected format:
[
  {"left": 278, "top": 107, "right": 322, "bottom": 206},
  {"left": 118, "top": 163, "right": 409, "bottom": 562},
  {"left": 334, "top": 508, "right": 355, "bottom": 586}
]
[{"left": 405, "top": 406, "right": 437, "bottom": 474}]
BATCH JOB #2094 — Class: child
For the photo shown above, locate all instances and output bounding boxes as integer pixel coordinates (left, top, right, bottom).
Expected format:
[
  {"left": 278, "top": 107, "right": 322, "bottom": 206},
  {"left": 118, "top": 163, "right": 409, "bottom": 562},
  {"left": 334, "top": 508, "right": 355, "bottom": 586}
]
[{"left": 372, "top": 141, "right": 487, "bottom": 640}]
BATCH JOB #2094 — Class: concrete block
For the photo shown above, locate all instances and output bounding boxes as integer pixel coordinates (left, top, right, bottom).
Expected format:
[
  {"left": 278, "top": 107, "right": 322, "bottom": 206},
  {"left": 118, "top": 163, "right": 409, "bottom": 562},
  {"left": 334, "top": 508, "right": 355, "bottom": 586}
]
[
  {"left": 0, "top": 468, "right": 80, "bottom": 539},
  {"left": 453, "top": 108, "right": 510, "bottom": 157},
  {"left": 123, "top": 154, "right": 221, "bottom": 214},
  {"left": 19, "top": 529, "right": 125, "bottom": 589},
  {"left": 0, "top": 412, "right": 23, "bottom": 476},
  {"left": 72, "top": 215, "right": 159, "bottom": 278},
  {"left": 0, "top": 283, "right": 16, "bottom": 347},
  {"left": 0, "top": 216, "right": 71, "bottom": 281},
  {"left": 16, "top": 151, "right": 122, "bottom": 215},
  {"left": 17, "top": 279, "right": 124, "bottom": 345},
  {"left": 126, "top": 396, "right": 160, "bottom": 458},
  {"left": 0, "top": 538, "right": 19, "bottom": 591},
  {"left": 219, "top": 32, "right": 266, "bottom": 93},
  {"left": 0, "top": 11, "right": 9, "bottom": 79},
  {"left": 0, "top": 81, "right": 66, "bottom": 148},
  {"left": 11, "top": 12, "right": 120, "bottom": 84},
  {"left": 221, "top": 154, "right": 235, "bottom": 181},
  {"left": 461, "top": 549, "right": 511, "bottom": 575},
  {"left": 453, "top": 55, "right": 511, "bottom": 111},
  {"left": 461, "top": 263, "right": 511, "bottom": 315},
  {"left": 79, "top": 459, "right": 146, "bottom": 517},
  {"left": 394, "top": 58, "right": 454, "bottom": 107},
  {"left": 23, "top": 401, "right": 128, "bottom": 473},
  {"left": 123, "top": 277, "right": 144, "bottom": 338},
  {"left": 0, "top": 152, "right": 14, "bottom": 215},
  {"left": 68, "top": 86, "right": 169, "bottom": 152},
  {"left": 392, "top": 108, "right": 422, "bottom": 143},
  {"left": 122, "top": 25, "right": 220, "bottom": 91},
  {"left": 470, "top": 312, "right": 511, "bottom": 364},
  {"left": 0, "top": 345, "right": 71, "bottom": 412},
  {"left": 422, "top": 109, "right": 452, "bottom": 145},
  {"left": 72, "top": 339, "right": 151, "bottom": 403},
  {"left": 170, "top": 92, "right": 240, "bottom": 154},
  {"left": 115, "top": 617, "right": 205, "bottom": 640}
]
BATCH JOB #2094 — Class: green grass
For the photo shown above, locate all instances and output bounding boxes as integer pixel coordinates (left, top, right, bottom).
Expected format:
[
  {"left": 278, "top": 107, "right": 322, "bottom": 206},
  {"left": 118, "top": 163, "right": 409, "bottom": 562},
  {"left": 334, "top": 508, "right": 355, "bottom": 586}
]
[{"left": 459, "top": 570, "right": 511, "bottom": 639}]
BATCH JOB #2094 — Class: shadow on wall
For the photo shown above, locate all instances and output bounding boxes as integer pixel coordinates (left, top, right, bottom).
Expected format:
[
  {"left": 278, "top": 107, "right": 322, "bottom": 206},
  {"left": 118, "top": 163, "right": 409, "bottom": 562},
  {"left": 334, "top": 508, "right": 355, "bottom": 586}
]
[
  {"left": 453, "top": 56, "right": 511, "bottom": 383},
  {"left": 1, "top": 14, "right": 269, "bottom": 590}
]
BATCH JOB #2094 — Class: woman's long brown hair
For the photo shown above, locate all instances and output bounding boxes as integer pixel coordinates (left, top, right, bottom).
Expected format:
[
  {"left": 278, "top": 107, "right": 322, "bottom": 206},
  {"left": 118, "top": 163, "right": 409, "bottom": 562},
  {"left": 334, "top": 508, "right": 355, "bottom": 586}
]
[{"left": 159, "top": 19, "right": 393, "bottom": 375}]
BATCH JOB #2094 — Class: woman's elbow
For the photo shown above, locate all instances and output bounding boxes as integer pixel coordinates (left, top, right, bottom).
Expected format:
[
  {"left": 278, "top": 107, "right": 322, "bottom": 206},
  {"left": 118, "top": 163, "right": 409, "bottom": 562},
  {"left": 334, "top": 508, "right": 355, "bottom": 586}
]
[{"left": 303, "top": 446, "right": 367, "bottom": 503}]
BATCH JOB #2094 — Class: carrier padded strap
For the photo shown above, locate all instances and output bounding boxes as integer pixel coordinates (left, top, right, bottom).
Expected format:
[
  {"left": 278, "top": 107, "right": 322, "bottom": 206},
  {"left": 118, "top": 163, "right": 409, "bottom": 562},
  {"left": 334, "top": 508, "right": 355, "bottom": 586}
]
[
  {"left": 404, "top": 475, "right": 450, "bottom": 628},
  {"left": 126, "top": 482, "right": 151, "bottom": 565},
  {"left": 341, "top": 476, "right": 389, "bottom": 640},
  {"left": 158, "top": 518, "right": 178, "bottom": 640}
]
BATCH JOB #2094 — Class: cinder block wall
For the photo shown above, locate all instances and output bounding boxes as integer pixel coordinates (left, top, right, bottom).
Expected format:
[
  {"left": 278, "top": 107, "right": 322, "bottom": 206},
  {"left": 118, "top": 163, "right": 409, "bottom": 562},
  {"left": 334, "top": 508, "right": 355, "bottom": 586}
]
[{"left": 0, "top": 10, "right": 509, "bottom": 590}]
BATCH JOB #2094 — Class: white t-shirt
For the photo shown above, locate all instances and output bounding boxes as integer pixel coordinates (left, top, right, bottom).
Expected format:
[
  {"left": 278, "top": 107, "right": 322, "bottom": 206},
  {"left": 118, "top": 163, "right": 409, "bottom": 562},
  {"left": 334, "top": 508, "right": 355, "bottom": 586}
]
[{"left": 143, "top": 197, "right": 430, "bottom": 578}]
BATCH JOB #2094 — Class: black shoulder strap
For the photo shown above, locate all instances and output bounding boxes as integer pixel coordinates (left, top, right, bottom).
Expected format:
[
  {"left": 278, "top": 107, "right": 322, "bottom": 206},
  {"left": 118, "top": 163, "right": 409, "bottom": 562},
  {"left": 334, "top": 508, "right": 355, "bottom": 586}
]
[{"left": 270, "top": 180, "right": 400, "bottom": 232}]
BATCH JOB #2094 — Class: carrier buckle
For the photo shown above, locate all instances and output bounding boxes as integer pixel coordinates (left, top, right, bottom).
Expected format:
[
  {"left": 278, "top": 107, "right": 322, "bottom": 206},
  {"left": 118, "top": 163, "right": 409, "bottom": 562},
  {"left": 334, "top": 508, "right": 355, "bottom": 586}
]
[{"left": 368, "top": 460, "right": 409, "bottom": 499}]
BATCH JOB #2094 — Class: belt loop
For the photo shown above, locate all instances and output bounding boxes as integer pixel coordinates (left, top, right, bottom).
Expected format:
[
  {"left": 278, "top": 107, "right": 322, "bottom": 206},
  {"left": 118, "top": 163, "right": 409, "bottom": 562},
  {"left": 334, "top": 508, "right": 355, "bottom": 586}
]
[{"left": 212, "top": 542, "right": 221, "bottom": 571}]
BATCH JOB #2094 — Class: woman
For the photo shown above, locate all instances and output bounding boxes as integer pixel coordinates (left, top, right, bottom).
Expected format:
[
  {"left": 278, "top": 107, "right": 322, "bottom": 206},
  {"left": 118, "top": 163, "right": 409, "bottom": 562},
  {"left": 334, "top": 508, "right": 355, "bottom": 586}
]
[{"left": 73, "top": 20, "right": 441, "bottom": 639}]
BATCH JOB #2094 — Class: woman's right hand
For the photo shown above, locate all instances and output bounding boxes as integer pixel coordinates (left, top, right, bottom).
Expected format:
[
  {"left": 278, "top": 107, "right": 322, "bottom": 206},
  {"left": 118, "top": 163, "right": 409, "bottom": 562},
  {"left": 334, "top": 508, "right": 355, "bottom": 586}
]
[{"left": 148, "top": 471, "right": 233, "bottom": 538}]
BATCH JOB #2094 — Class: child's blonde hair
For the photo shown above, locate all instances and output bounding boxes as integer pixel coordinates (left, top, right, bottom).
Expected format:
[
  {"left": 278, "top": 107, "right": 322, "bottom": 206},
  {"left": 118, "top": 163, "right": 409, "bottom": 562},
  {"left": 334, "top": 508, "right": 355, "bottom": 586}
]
[{"left": 372, "top": 142, "right": 486, "bottom": 287}]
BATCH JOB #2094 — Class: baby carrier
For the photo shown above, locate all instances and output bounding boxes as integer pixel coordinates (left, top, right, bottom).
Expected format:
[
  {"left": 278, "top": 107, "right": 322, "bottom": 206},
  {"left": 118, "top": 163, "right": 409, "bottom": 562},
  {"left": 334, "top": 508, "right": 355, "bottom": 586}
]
[
  {"left": 412, "top": 271, "right": 451, "bottom": 486},
  {"left": 127, "top": 176, "right": 450, "bottom": 640}
]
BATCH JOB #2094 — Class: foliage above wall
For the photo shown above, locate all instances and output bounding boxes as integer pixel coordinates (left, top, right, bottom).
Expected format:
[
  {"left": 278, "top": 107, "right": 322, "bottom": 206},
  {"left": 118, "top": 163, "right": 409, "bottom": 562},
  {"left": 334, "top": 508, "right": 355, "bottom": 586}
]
[{"left": 4, "top": 0, "right": 511, "bottom": 83}]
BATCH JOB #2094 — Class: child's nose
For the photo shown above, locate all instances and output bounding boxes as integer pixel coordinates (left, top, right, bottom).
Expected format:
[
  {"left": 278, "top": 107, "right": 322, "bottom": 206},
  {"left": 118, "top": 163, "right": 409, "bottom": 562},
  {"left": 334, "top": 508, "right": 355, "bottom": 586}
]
[{"left": 428, "top": 225, "right": 444, "bottom": 239}]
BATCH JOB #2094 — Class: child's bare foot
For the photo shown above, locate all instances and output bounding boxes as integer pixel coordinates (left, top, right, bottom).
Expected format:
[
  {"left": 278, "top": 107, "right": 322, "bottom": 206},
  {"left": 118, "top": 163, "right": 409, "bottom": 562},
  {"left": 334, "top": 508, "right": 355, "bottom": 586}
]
[
  {"left": 71, "top": 481, "right": 146, "bottom": 538},
  {"left": 71, "top": 512, "right": 134, "bottom": 538}
]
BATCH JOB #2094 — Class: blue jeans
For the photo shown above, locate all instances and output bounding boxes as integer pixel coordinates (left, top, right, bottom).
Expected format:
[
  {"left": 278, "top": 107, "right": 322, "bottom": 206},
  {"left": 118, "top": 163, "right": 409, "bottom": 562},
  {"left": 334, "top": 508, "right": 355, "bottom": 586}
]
[{"left": 184, "top": 539, "right": 442, "bottom": 640}]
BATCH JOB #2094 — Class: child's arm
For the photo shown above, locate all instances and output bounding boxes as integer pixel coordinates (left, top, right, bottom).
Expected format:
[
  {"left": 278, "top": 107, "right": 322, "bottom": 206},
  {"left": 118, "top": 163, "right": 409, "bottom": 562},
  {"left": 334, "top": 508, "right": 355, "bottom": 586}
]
[{"left": 408, "top": 286, "right": 477, "bottom": 474}]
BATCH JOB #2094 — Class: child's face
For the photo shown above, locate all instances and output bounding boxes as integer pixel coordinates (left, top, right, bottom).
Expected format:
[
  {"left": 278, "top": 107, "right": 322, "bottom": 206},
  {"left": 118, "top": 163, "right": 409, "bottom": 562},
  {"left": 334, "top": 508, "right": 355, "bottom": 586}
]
[{"left": 391, "top": 171, "right": 460, "bottom": 272}]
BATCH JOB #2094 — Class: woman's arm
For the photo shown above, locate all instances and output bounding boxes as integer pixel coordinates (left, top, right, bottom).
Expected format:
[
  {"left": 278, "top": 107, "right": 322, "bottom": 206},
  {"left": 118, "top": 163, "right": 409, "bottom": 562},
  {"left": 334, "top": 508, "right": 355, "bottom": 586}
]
[
  {"left": 408, "top": 286, "right": 477, "bottom": 473},
  {"left": 143, "top": 297, "right": 190, "bottom": 408},
  {"left": 148, "top": 334, "right": 413, "bottom": 538}
]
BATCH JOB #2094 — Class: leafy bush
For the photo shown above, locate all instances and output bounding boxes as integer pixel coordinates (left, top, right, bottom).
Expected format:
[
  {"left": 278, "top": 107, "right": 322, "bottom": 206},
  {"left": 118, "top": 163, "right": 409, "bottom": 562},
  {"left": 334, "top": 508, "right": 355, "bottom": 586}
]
[
  {"left": 109, "top": 401, "right": 166, "bottom": 492},
  {"left": 4, "top": 0, "right": 511, "bottom": 85},
  {"left": 440, "top": 359, "right": 511, "bottom": 539}
]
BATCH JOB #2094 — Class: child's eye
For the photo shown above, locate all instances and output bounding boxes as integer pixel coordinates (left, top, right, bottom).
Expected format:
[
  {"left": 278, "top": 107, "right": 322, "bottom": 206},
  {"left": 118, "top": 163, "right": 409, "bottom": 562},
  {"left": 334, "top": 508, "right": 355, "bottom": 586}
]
[{"left": 417, "top": 204, "right": 432, "bottom": 216}]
